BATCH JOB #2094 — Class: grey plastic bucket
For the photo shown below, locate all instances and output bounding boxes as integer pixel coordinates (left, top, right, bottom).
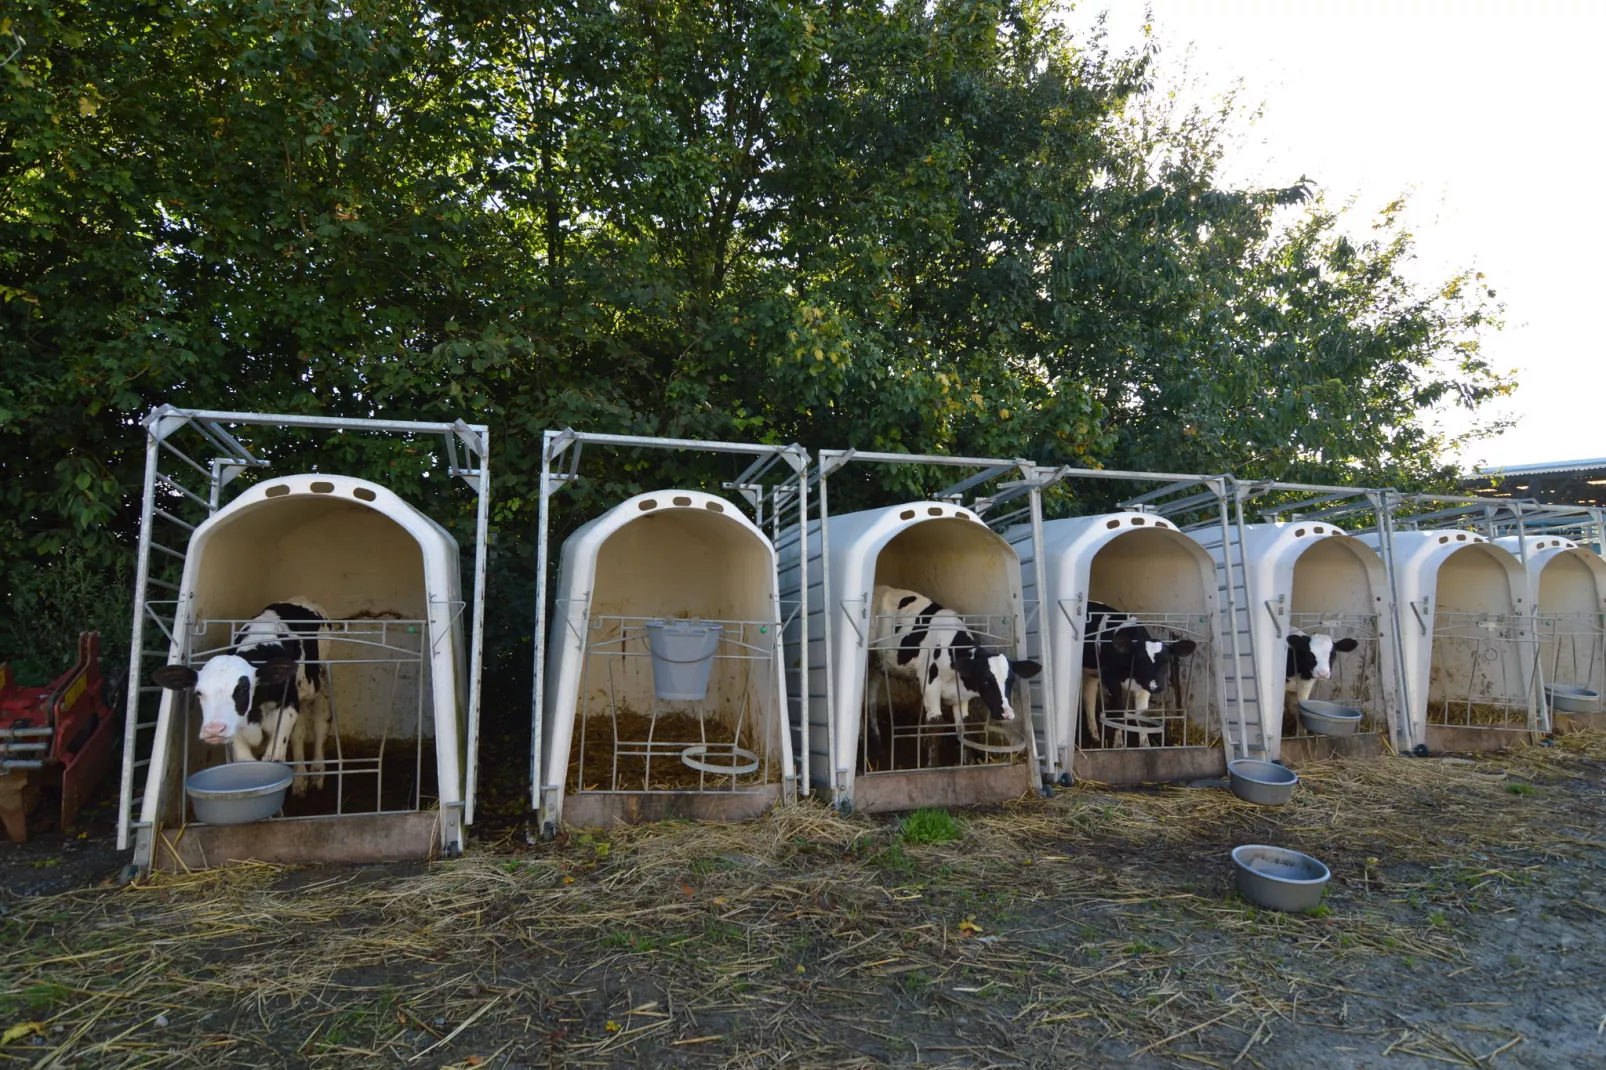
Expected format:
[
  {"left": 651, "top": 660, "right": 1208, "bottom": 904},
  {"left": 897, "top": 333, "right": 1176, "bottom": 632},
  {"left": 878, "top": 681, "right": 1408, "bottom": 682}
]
[
  {"left": 1228, "top": 759, "right": 1299, "bottom": 806},
  {"left": 185, "top": 761, "right": 293, "bottom": 825},
  {"left": 1545, "top": 683, "right": 1600, "bottom": 714},
  {"left": 1231, "top": 844, "right": 1331, "bottom": 912},
  {"left": 644, "top": 619, "right": 724, "bottom": 701}
]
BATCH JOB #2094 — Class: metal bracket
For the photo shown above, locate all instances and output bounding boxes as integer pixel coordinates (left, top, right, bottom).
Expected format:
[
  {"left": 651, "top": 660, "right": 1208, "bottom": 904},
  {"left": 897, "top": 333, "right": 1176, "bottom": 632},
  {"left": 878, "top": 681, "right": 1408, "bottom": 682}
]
[
  {"left": 1264, "top": 595, "right": 1286, "bottom": 638},
  {"left": 1409, "top": 599, "right": 1431, "bottom": 636},
  {"left": 840, "top": 597, "right": 866, "bottom": 645},
  {"left": 819, "top": 449, "right": 858, "bottom": 479},
  {"left": 145, "top": 407, "right": 192, "bottom": 443},
  {"left": 1057, "top": 597, "right": 1083, "bottom": 639}
]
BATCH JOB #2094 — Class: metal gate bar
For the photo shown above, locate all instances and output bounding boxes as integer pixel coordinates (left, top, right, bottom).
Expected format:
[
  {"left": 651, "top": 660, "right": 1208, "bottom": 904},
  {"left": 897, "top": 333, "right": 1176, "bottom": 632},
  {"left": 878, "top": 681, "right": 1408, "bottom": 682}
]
[
  {"left": 1426, "top": 611, "right": 1541, "bottom": 732},
  {"left": 1280, "top": 612, "right": 1386, "bottom": 738},
  {"left": 1078, "top": 612, "right": 1217, "bottom": 751},
  {"left": 571, "top": 615, "right": 779, "bottom": 796},
  {"left": 1537, "top": 612, "right": 1606, "bottom": 699},
  {"left": 859, "top": 610, "right": 1026, "bottom": 774},
  {"left": 175, "top": 616, "right": 430, "bottom": 821}
]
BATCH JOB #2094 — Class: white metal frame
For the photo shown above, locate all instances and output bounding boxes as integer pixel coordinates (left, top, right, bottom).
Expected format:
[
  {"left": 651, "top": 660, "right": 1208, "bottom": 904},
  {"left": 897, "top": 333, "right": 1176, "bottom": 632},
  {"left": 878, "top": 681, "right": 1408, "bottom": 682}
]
[
  {"left": 118, "top": 406, "right": 490, "bottom": 868},
  {"left": 807, "top": 449, "right": 1050, "bottom": 809},
  {"left": 528, "top": 429, "right": 810, "bottom": 836},
  {"left": 996, "top": 468, "right": 1253, "bottom": 777},
  {"left": 1231, "top": 481, "right": 1412, "bottom": 754},
  {"left": 1373, "top": 494, "right": 1545, "bottom": 741}
]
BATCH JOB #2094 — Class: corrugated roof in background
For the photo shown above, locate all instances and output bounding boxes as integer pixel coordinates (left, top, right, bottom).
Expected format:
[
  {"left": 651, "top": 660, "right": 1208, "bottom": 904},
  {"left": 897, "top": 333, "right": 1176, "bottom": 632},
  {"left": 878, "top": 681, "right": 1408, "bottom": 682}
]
[{"left": 1471, "top": 457, "right": 1606, "bottom": 477}]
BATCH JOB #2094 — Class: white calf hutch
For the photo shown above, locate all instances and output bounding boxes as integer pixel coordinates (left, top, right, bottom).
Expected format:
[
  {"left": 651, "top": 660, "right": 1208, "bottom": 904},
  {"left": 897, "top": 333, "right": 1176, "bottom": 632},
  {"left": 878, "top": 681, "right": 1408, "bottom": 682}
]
[
  {"left": 1366, "top": 530, "right": 1541, "bottom": 749},
  {"left": 529, "top": 431, "right": 808, "bottom": 838},
  {"left": 802, "top": 500, "right": 1036, "bottom": 812},
  {"left": 1193, "top": 522, "right": 1401, "bottom": 761},
  {"left": 537, "top": 490, "right": 793, "bottom": 831},
  {"left": 120, "top": 409, "right": 490, "bottom": 874},
  {"left": 1495, "top": 535, "right": 1606, "bottom": 725},
  {"left": 1013, "top": 511, "right": 1231, "bottom": 784}
]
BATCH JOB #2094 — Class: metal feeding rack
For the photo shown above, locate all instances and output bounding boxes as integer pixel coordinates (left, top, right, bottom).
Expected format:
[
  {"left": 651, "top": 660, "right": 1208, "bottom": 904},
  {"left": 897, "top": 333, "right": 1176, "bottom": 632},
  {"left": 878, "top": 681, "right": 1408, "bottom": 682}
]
[
  {"left": 568, "top": 615, "right": 780, "bottom": 794},
  {"left": 174, "top": 614, "right": 438, "bottom": 818},
  {"left": 858, "top": 608, "right": 1027, "bottom": 775}
]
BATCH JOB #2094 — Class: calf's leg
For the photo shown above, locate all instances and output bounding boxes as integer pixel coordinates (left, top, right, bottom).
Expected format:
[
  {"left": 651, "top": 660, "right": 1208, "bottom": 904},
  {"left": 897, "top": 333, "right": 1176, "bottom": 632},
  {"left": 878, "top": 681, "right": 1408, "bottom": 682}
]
[{"left": 289, "top": 714, "right": 307, "bottom": 796}]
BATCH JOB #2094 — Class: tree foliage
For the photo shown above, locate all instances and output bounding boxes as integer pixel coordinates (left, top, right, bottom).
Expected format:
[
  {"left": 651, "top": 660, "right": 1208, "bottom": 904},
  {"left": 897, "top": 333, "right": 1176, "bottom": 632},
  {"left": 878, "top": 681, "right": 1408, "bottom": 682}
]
[{"left": 0, "top": 1, "right": 1508, "bottom": 687}]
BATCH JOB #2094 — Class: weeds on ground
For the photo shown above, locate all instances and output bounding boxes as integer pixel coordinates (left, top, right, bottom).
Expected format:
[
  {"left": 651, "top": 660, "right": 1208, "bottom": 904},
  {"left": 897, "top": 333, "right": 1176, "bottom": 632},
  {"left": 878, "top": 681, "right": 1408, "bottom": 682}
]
[{"left": 899, "top": 807, "right": 962, "bottom": 844}]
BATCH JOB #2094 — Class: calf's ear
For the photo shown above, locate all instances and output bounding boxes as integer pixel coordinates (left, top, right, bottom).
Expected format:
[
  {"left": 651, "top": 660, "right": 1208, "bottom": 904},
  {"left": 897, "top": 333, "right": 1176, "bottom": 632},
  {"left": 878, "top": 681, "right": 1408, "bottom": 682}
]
[
  {"left": 1333, "top": 637, "right": 1359, "bottom": 653},
  {"left": 1169, "top": 640, "right": 1198, "bottom": 658},
  {"left": 1011, "top": 659, "right": 1042, "bottom": 680},
  {"left": 255, "top": 657, "right": 300, "bottom": 689},
  {"left": 152, "top": 665, "right": 199, "bottom": 690}
]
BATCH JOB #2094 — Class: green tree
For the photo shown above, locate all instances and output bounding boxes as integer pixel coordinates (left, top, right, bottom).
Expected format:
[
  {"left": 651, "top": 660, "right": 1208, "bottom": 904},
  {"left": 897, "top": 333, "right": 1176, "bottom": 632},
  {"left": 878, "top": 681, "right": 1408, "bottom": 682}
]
[{"left": 1, "top": 0, "right": 1509, "bottom": 695}]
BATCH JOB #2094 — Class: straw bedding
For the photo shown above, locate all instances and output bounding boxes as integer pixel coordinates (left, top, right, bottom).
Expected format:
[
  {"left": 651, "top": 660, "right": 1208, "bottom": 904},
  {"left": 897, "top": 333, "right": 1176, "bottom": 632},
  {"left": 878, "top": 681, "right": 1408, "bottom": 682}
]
[{"left": 4, "top": 732, "right": 1603, "bottom": 1067}]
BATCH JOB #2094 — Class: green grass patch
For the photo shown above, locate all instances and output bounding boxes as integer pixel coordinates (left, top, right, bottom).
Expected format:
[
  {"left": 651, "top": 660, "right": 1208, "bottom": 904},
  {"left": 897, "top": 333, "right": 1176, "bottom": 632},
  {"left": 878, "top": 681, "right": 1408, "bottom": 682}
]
[
  {"left": 871, "top": 842, "right": 917, "bottom": 875},
  {"left": 0, "top": 982, "right": 73, "bottom": 1018},
  {"left": 899, "top": 807, "right": 962, "bottom": 845}
]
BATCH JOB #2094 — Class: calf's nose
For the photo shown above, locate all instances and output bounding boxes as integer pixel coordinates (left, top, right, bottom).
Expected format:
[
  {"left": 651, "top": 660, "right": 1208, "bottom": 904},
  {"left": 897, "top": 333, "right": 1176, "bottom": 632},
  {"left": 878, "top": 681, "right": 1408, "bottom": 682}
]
[{"left": 200, "top": 722, "right": 229, "bottom": 741}]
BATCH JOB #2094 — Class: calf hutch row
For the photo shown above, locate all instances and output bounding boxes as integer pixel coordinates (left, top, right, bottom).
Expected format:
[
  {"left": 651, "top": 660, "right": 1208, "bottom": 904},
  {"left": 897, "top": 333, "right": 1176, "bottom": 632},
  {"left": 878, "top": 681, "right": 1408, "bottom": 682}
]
[{"left": 100, "top": 409, "right": 1605, "bottom": 875}]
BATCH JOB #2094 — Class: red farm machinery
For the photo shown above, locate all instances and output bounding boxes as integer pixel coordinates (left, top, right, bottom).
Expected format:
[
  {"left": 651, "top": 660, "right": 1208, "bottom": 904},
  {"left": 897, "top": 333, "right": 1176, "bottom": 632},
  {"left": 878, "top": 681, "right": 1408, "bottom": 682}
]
[{"left": 0, "top": 632, "right": 119, "bottom": 843}]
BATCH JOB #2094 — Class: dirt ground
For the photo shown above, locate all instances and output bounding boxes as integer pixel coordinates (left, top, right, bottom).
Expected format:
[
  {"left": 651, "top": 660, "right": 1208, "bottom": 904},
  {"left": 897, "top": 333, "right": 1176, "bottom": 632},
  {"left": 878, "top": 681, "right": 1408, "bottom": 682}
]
[{"left": 2, "top": 734, "right": 1604, "bottom": 1069}]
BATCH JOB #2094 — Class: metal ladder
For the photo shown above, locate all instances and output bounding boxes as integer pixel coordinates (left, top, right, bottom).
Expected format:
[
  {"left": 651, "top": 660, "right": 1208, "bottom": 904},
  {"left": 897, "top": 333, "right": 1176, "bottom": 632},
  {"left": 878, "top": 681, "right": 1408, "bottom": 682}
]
[
  {"left": 118, "top": 408, "right": 263, "bottom": 852},
  {"left": 1215, "top": 507, "right": 1267, "bottom": 760}
]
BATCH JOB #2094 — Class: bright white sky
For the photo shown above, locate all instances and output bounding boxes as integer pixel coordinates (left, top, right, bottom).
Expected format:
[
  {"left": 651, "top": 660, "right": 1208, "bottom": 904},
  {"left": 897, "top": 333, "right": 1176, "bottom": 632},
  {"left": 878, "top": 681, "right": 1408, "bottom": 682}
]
[{"left": 1062, "top": 1, "right": 1604, "bottom": 471}]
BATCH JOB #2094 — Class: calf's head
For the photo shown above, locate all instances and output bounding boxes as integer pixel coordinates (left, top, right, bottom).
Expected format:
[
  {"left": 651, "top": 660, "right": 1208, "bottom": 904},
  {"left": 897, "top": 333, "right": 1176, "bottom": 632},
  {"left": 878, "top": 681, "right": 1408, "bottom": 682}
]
[
  {"left": 1107, "top": 632, "right": 1197, "bottom": 708},
  {"left": 152, "top": 655, "right": 299, "bottom": 744},
  {"left": 1287, "top": 633, "right": 1358, "bottom": 681},
  {"left": 957, "top": 651, "right": 1041, "bottom": 722}
]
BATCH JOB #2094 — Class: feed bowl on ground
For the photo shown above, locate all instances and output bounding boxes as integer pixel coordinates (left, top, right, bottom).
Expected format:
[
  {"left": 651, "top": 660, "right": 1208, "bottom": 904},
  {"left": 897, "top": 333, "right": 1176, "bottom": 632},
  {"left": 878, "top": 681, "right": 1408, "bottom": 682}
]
[
  {"left": 1297, "top": 699, "right": 1364, "bottom": 737},
  {"left": 1227, "top": 759, "right": 1299, "bottom": 805},
  {"left": 1544, "top": 683, "right": 1601, "bottom": 714},
  {"left": 185, "top": 761, "right": 293, "bottom": 825},
  {"left": 1231, "top": 844, "right": 1331, "bottom": 913}
]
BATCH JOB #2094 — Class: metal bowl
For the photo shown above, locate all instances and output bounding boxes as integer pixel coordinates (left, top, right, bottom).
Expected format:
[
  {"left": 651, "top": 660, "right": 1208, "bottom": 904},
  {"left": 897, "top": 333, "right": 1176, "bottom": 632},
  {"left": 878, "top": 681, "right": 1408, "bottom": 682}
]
[
  {"left": 1297, "top": 699, "right": 1364, "bottom": 737},
  {"left": 1231, "top": 844, "right": 1331, "bottom": 913},
  {"left": 185, "top": 761, "right": 292, "bottom": 825},
  {"left": 1544, "top": 683, "right": 1601, "bottom": 714},
  {"left": 1227, "top": 759, "right": 1299, "bottom": 805}
]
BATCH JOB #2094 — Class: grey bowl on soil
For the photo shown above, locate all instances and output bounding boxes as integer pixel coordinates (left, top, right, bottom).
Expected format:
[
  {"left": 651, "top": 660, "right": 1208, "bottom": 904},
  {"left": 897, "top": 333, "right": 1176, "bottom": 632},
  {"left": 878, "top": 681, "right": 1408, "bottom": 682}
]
[
  {"left": 1297, "top": 699, "right": 1364, "bottom": 737},
  {"left": 1231, "top": 844, "right": 1331, "bottom": 913},
  {"left": 1544, "top": 683, "right": 1601, "bottom": 714},
  {"left": 1227, "top": 759, "right": 1299, "bottom": 805},
  {"left": 185, "top": 761, "right": 293, "bottom": 825}
]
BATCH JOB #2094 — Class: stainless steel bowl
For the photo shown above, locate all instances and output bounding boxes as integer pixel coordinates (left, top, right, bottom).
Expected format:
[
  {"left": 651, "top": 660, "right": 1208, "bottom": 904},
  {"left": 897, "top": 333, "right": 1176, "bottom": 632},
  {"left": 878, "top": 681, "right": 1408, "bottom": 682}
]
[
  {"left": 185, "top": 761, "right": 292, "bottom": 825},
  {"left": 1297, "top": 699, "right": 1364, "bottom": 737},
  {"left": 1227, "top": 759, "right": 1299, "bottom": 806},
  {"left": 1231, "top": 844, "right": 1331, "bottom": 913},
  {"left": 1544, "top": 683, "right": 1601, "bottom": 714}
]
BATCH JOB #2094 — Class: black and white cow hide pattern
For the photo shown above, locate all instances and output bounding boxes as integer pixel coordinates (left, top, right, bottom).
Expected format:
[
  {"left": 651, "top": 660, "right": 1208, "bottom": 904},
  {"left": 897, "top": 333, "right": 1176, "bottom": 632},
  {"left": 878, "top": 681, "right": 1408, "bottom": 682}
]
[
  {"left": 1283, "top": 629, "right": 1358, "bottom": 713},
  {"left": 866, "top": 585, "right": 1040, "bottom": 744},
  {"left": 152, "top": 598, "right": 332, "bottom": 796},
  {"left": 1080, "top": 600, "right": 1197, "bottom": 741}
]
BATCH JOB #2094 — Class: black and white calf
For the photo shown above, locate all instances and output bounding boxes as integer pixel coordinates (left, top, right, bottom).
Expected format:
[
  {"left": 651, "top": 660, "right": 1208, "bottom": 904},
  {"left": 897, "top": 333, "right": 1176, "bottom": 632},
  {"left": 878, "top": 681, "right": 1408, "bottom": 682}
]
[
  {"left": 152, "top": 598, "right": 332, "bottom": 796},
  {"left": 867, "top": 585, "right": 1040, "bottom": 736},
  {"left": 1081, "top": 601, "right": 1197, "bottom": 741},
  {"left": 1284, "top": 629, "right": 1358, "bottom": 710}
]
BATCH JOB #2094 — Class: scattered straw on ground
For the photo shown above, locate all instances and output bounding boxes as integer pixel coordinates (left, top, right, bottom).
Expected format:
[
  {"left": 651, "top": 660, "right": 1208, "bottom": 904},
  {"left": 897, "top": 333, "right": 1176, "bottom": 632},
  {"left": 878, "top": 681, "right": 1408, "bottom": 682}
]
[{"left": 4, "top": 733, "right": 1604, "bottom": 1068}]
